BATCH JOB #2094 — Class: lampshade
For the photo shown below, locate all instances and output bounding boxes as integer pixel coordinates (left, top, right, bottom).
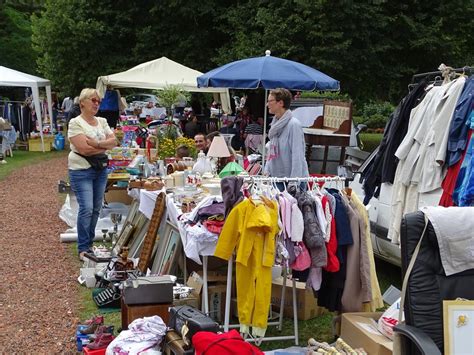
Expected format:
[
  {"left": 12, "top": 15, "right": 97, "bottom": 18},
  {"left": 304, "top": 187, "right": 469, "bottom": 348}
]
[{"left": 207, "top": 136, "right": 231, "bottom": 158}]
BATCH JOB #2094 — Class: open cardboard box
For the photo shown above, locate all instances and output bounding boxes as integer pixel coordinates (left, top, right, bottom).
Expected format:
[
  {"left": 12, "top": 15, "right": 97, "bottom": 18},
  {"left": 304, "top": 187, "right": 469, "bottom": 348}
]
[
  {"left": 271, "top": 276, "right": 326, "bottom": 320},
  {"left": 340, "top": 312, "right": 393, "bottom": 355}
]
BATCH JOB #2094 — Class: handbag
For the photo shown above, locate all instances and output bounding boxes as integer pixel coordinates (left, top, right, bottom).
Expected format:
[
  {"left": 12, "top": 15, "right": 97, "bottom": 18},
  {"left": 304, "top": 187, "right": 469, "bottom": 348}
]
[
  {"left": 76, "top": 152, "right": 109, "bottom": 171},
  {"left": 290, "top": 242, "right": 311, "bottom": 271}
]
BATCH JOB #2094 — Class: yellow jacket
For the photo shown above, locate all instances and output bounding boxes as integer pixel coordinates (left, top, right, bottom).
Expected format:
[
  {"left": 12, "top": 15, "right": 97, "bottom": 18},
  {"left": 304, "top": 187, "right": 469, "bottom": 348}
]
[{"left": 214, "top": 198, "right": 279, "bottom": 267}]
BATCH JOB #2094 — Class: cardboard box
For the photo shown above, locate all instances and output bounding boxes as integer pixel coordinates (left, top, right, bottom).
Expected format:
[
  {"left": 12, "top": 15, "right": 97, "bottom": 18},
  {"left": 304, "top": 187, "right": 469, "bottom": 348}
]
[
  {"left": 271, "top": 277, "right": 325, "bottom": 320},
  {"left": 340, "top": 312, "right": 393, "bottom": 355},
  {"left": 173, "top": 294, "right": 200, "bottom": 309},
  {"left": 208, "top": 284, "right": 227, "bottom": 322},
  {"left": 105, "top": 189, "right": 132, "bottom": 205}
]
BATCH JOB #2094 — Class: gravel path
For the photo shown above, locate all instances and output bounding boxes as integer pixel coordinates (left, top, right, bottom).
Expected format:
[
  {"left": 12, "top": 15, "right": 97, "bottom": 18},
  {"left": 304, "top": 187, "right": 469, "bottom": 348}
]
[{"left": 0, "top": 155, "right": 80, "bottom": 353}]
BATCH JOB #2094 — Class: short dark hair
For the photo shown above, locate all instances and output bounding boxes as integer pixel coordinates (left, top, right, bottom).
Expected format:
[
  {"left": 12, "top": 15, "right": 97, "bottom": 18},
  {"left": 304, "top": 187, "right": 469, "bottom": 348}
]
[
  {"left": 269, "top": 88, "right": 292, "bottom": 109},
  {"left": 206, "top": 131, "right": 220, "bottom": 142},
  {"left": 251, "top": 115, "right": 259, "bottom": 122},
  {"left": 176, "top": 145, "right": 190, "bottom": 158}
]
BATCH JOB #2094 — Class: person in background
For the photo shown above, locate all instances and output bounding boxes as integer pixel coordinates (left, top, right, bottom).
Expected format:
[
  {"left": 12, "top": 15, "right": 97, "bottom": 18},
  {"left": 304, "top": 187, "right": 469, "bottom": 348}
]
[
  {"left": 264, "top": 88, "right": 308, "bottom": 179},
  {"left": 202, "top": 102, "right": 211, "bottom": 118},
  {"left": 219, "top": 118, "right": 241, "bottom": 151},
  {"left": 244, "top": 115, "right": 264, "bottom": 155},
  {"left": 176, "top": 145, "right": 190, "bottom": 160},
  {"left": 98, "top": 88, "right": 120, "bottom": 128},
  {"left": 51, "top": 92, "right": 59, "bottom": 132},
  {"left": 140, "top": 101, "right": 155, "bottom": 123},
  {"left": 67, "top": 96, "right": 81, "bottom": 128},
  {"left": 194, "top": 133, "right": 208, "bottom": 154},
  {"left": 61, "top": 96, "right": 74, "bottom": 117},
  {"left": 68, "top": 88, "right": 118, "bottom": 259},
  {"left": 184, "top": 113, "right": 199, "bottom": 138}
]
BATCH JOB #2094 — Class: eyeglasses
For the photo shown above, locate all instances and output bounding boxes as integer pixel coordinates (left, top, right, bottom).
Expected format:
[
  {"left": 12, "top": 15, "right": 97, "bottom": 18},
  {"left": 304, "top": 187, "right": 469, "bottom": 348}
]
[
  {"left": 267, "top": 99, "right": 277, "bottom": 103},
  {"left": 89, "top": 98, "right": 101, "bottom": 105}
]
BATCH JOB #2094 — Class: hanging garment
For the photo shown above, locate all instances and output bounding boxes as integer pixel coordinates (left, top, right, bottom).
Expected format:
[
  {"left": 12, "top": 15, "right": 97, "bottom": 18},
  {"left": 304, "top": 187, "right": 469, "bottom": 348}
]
[
  {"left": 214, "top": 198, "right": 278, "bottom": 337},
  {"left": 340, "top": 195, "right": 372, "bottom": 312},
  {"left": 453, "top": 117, "right": 474, "bottom": 206},
  {"left": 440, "top": 129, "right": 473, "bottom": 206},
  {"left": 317, "top": 189, "right": 353, "bottom": 312},
  {"left": 389, "top": 78, "right": 466, "bottom": 243},
  {"left": 322, "top": 195, "right": 339, "bottom": 273},
  {"left": 414, "top": 77, "right": 466, "bottom": 192},
  {"left": 297, "top": 191, "right": 327, "bottom": 267},
  {"left": 362, "top": 80, "right": 428, "bottom": 202},
  {"left": 446, "top": 76, "right": 474, "bottom": 167},
  {"left": 351, "top": 192, "right": 384, "bottom": 311}
]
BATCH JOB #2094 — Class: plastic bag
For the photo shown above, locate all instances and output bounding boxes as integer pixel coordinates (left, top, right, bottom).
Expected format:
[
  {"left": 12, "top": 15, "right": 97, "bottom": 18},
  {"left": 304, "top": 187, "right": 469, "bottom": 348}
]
[{"left": 377, "top": 297, "right": 404, "bottom": 339}]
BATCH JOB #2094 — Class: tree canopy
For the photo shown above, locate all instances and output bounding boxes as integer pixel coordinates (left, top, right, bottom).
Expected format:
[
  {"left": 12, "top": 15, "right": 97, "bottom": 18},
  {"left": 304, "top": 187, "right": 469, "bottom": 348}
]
[{"left": 2, "top": 0, "right": 471, "bottom": 102}]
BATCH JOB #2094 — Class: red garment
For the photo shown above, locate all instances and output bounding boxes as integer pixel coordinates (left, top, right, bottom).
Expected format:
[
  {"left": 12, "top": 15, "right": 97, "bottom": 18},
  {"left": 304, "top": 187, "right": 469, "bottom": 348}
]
[
  {"left": 440, "top": 130, "right": 473, "bottom": 206},
  {"left": 193, "top": 330, "right": 264, "bottom": 355},
  {"left": 203, "top": 220, "right": 225, "bottom": 234},
  {"left": 323, "top": 195, "right": 340, "bottom": 272}
]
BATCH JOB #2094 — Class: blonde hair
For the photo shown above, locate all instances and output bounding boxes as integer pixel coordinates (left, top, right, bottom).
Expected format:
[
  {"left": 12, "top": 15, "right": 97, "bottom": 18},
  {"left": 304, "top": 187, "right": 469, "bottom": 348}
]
[{"left": 79, "top": 88, "right": 100, "bottom": 104}]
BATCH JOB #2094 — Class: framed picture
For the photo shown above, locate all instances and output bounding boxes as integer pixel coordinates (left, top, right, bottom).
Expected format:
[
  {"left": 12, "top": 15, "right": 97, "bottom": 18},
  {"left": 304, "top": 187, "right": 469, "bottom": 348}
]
[
  {"left": 443, "top": 300, "right": 474, "bottom": 354},
  {"left": 151, "top": 221, "right": 181, "bottom": 275}
]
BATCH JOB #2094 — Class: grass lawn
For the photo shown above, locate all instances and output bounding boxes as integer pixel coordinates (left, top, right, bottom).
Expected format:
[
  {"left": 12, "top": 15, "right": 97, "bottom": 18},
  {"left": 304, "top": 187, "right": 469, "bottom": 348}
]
[
  {"left": 360, "top": 133, "right": 383, "bottom": 153},
  {"left": 5, "top": 147, "right": 401, "bottom": 351},
  {"left": 0, "top": 150, "right": 68, "bottom": 180}
]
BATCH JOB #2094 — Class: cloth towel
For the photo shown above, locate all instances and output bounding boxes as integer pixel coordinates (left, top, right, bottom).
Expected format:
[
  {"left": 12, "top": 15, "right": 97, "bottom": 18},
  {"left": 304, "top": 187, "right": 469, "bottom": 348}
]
[{"left": 422, "top": 206, "right": 474, "bottom": 276}]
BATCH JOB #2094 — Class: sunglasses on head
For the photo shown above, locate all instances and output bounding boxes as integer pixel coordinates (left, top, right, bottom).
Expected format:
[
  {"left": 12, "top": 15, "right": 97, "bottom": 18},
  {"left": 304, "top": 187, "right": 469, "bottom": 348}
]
[{"left": 90, "top": 98, "right": 101, "bottom": 105}]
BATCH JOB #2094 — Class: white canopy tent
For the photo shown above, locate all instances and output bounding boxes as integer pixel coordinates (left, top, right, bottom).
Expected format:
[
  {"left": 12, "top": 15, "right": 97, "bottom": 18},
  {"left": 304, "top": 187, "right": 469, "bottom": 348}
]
[
  {"left": 0, "top": 66, "right": 53, "bottom": 152},
  {"left": 96, "top": 57, "right": 231, "bottom": 113}
]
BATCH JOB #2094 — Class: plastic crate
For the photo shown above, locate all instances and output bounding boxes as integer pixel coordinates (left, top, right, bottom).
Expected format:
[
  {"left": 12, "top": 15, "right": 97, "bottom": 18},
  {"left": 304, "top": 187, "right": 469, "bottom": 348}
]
[
  {"left": 28, "top": 137, "right": 54, "bottom": 151},
  {"left": 76, "top": 325, "right": 91, "bottom": 351}
]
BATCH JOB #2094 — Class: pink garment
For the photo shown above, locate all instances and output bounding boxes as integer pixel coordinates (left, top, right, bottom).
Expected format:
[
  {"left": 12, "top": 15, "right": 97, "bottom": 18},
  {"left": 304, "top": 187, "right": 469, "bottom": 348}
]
[{"left": 245, "top": 134, "right": 263, "bottom": 152}]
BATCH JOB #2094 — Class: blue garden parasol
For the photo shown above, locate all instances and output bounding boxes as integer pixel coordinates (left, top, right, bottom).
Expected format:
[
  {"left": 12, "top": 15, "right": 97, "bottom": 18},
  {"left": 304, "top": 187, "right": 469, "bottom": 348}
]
[
  {"left": 197, "top": 50, "right": 339, "bottom": 91},
  {"left": 197, "top": 50, "right": 340, "bottom": 163}
]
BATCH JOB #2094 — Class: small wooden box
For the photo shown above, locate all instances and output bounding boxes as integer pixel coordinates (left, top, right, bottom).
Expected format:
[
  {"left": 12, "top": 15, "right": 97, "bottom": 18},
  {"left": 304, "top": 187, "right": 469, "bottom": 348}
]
[{"left": 121, "top": 298, "right": 171, "bottom": 329}]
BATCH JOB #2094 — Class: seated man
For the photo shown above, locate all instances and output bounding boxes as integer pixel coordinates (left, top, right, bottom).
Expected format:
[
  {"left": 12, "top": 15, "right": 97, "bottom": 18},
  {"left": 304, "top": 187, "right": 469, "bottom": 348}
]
[
  {"left": 194, "top": 133, "right": 209, "bottom": 154},
  {"left": 184, "top": 113, "right": 199, "bottom": 138},
  {"left": 140, "top": 101, "right": 156, "bottom": 122}
]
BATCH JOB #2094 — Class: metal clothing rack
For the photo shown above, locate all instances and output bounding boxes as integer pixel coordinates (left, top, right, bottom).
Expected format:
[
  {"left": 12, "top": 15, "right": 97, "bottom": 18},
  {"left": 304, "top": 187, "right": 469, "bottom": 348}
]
[
  {"left": 212, "top": 175, "right": 347, "bottom": 346},
  {"left": 410, "top": 66, "right": 473, "bottom": 84}
]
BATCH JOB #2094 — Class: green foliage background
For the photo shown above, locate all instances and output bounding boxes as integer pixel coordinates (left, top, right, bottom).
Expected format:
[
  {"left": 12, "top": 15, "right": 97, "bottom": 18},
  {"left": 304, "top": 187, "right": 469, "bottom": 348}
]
[{"left": 1, "top": 0, "right": 473, "bottom": 103}]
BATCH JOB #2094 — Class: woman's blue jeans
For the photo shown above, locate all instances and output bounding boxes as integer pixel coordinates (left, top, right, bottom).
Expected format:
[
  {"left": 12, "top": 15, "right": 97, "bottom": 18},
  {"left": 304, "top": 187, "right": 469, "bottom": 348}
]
[{"left": 69, "top": 167, "right": 108, "bottom": 253}]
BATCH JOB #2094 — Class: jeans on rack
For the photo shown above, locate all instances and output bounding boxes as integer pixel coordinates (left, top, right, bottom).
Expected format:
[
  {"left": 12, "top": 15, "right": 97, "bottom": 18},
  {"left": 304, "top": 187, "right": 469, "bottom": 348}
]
[{"left": 69, "top": 167, "right": 108, "bottom": 253}]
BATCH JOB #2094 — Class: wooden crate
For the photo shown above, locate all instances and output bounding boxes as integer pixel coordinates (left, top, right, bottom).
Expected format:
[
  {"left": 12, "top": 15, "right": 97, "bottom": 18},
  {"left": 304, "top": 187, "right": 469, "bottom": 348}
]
[{"left": 28, "top": 137, "right": 54, "bottom": 152}]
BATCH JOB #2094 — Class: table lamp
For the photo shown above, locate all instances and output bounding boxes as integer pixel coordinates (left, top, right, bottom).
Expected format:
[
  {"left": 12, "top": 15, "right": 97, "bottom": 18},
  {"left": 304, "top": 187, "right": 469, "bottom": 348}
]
[{"left": 207, "top": 136, "right": 231, "bottom": 174}]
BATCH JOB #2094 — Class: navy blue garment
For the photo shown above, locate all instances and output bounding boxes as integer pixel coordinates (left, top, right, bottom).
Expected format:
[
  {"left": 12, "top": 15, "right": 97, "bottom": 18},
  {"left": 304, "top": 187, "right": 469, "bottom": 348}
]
[
  {"left": 317, "top": 189, "right": 353, "bottom": 312},
  {"left": 447, "top": 76, "right": 474, "bottom": 167},
  {"left": 327, "top": 189, "right": 353, "bottom": 249},
  {"left": 99, "top": 90, "right": 119, "bottom": 111}
]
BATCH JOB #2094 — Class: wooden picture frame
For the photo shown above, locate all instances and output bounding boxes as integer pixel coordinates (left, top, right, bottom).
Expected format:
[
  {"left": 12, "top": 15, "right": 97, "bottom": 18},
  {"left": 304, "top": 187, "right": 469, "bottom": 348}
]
[
  {"left": 443, "top": 300, "right": 474, "bottom": 354},
  {"left": 128, "top": 219, "right": 150, "bottom": 258},
  {"left": 151, "top": 222, "right": 181, "bottom": 275}
]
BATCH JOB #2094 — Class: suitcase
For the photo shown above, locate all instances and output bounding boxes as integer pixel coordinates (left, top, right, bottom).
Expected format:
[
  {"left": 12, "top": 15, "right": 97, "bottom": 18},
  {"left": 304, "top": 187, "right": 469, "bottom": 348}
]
[{"left": 168, "top": 306, "right": 219, "bottom": 345}]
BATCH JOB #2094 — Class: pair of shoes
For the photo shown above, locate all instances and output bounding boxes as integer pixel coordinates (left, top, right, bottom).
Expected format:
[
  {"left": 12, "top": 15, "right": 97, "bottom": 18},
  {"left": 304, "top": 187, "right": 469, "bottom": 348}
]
[
  {"left": 89, "top": 325, "right": 114, "bottom": 341},
  {"left": 80, "top": 315, "right": 104, "bottom": 334},
  {"left": 86, "top": 333, "right": 115, "bottom": 350}
]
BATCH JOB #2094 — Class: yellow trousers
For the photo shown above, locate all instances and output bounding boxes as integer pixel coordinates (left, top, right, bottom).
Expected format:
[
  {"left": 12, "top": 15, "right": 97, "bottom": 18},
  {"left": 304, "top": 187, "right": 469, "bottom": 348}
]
[{"left": 236, "top": 234, "right": 272, "bottom": 337}]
